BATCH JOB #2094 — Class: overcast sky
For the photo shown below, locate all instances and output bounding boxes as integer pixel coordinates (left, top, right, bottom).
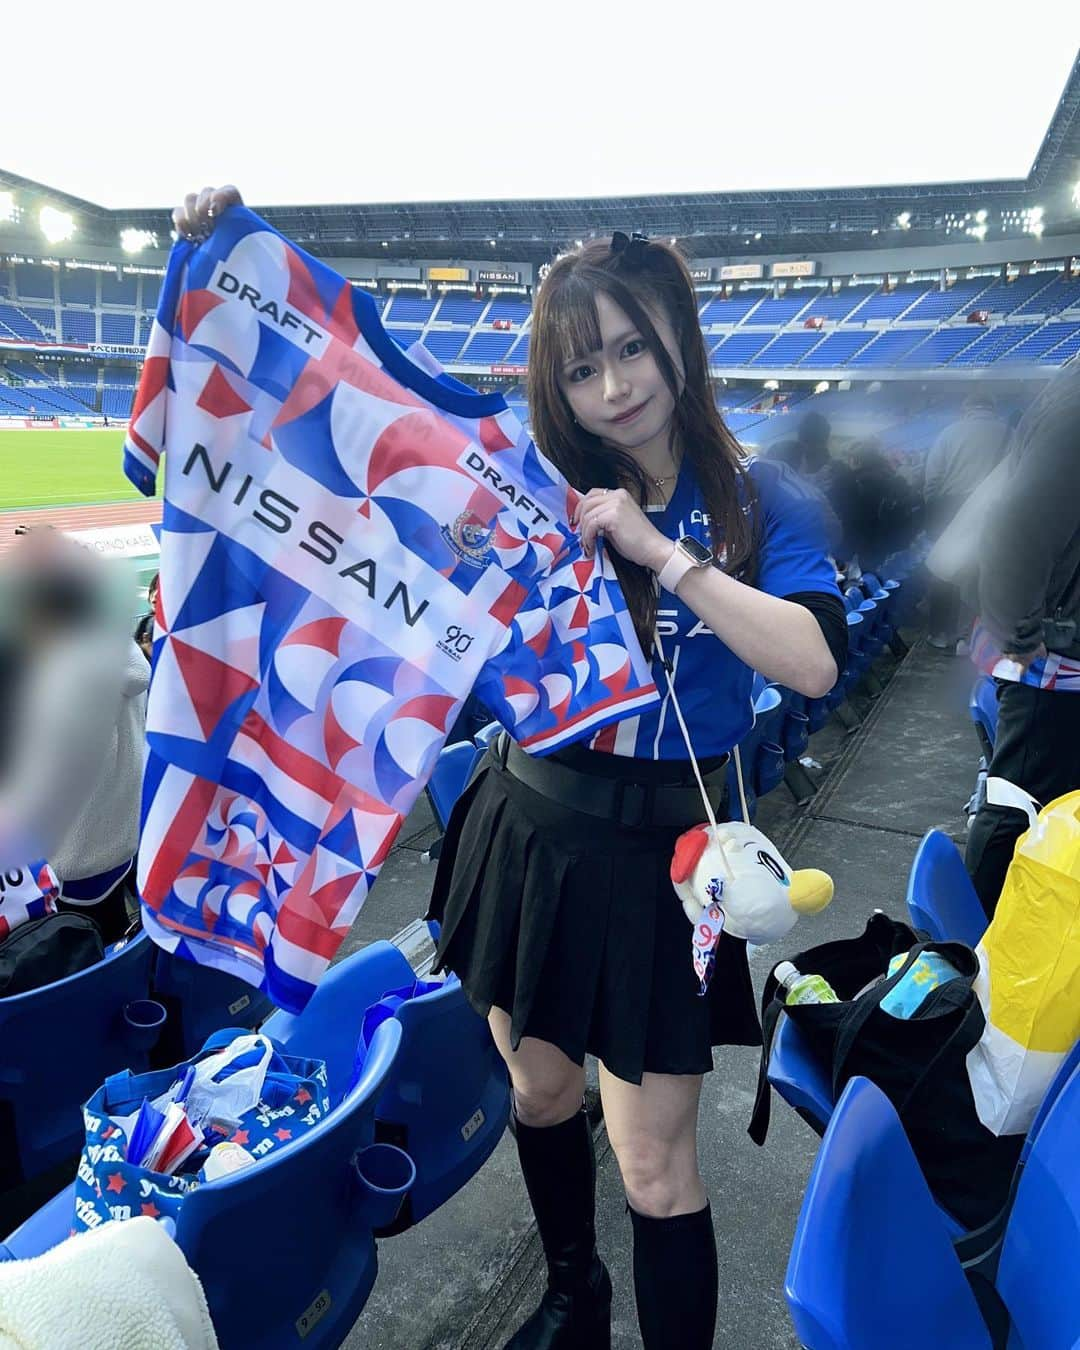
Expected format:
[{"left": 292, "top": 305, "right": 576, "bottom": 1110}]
[{"left": 5, "top": 3, "right": 1079, "bottom": 209}]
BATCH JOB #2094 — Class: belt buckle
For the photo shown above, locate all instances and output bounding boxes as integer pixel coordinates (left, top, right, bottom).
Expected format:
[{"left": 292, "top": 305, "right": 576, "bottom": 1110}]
[{"left": 616, "top": 781, "right": 650, "bottom": 828}]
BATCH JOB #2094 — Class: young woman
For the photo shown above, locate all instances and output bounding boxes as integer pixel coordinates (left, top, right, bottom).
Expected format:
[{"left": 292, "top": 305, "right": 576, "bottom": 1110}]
[{"left": 174, "top": 190, "right": 846, "bottom": 1350}]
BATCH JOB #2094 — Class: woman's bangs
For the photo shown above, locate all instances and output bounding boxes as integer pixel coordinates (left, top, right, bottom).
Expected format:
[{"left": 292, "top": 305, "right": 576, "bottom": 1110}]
[{"left": 546, "top": 275, "right": 604, "bottom": 367}]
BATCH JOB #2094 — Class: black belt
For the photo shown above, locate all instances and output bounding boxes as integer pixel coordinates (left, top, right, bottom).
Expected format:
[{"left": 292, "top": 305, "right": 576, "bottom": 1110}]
[{"left": 493, "top": 734, "right": 729, "bottom": 830}]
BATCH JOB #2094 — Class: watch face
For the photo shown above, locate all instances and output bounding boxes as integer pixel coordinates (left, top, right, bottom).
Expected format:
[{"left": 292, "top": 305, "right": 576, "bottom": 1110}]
[{"left": 679, "top": 536, "right": 713, "bottom": 566}]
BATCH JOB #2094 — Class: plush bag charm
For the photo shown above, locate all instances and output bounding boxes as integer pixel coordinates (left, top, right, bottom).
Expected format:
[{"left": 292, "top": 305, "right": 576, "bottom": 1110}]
[
  {"left": 653, "top": 626, "right": 833, "bottom": 994},
  {"left": 672, "top": 821, "right": 833, "bottom": 991}
]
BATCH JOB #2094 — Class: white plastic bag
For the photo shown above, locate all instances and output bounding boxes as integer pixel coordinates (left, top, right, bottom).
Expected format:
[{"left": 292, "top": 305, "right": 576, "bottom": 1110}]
[{"left": 182, "top": 1034, "right": 274, "bottom": 1129}]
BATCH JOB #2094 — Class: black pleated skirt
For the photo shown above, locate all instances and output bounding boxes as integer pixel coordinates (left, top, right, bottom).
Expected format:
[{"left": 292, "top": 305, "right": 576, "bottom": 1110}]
[{"left": 426, "top": 748, "right": 762, "bottom": 1085}]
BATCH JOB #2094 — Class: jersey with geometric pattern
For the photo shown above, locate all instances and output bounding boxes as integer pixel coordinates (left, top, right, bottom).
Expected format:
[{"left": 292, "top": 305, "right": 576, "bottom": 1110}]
[{"left": 122, "top": 206, "right": 658, "bottom": 1012}]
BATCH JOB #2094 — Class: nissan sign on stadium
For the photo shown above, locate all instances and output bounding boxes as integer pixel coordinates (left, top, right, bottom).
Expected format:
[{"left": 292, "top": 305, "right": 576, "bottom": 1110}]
[{"left": 478, "top": 269, "right": 521, "bottom": 284}]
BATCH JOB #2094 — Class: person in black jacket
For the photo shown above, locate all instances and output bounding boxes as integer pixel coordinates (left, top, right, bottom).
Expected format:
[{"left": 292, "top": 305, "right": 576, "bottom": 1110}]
[{"left": 965, "top": 359, "right": 1080, "bottom": 913}]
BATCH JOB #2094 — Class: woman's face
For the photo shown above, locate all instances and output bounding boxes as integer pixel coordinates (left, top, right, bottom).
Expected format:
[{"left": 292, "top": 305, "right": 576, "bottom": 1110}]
[{"left": 556, "top": 291, "right": 684, "bottom": 455}]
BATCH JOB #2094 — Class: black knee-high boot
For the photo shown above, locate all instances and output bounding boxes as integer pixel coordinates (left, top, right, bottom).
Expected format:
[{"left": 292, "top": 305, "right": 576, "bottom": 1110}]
[
  {"left": 630, "top": 1203, "right": 717, "bottom": 1350},
  {"left": 504, "top": 1108, "right": 612, "bottom": 1350}
]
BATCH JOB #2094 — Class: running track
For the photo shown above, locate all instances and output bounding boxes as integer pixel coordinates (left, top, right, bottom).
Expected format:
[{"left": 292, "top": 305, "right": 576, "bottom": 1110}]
[{"left": 0, "top": 499, "right": 163, "bottom": 556}]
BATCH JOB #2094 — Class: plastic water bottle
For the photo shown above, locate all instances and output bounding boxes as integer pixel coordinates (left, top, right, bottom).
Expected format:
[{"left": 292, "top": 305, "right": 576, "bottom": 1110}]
[{"left": 775, "top": 960, "right": 840, "bottom": 1006}]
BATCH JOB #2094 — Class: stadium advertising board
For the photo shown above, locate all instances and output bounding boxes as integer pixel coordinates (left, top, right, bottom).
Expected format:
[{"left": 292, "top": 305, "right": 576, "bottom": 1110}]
[
  {"left": 490, "top": 364, "right": 528, "bottom": 375},
  {"left": 68, "top": 524, "right": 160, "bottom": 560},
  {"left": 718, "top": 264, "right": 764, "bottom": 281},
  {"left": 478, "top": 269, "right": 520, "bottom": 283},
  {"left": 428, "top": 266, "right": 471, "bottom": 282},
  {"left": 688, "top": 268, "right": 713, "bottom": 282},
  {"left": 771, "top": 260, "right": 818, "bottom": 278}
]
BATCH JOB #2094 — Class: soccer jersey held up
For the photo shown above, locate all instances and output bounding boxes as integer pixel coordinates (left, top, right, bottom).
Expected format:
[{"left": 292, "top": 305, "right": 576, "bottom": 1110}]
[{"left": 123, "top": 206, "right": 658, "bottom": 1012}]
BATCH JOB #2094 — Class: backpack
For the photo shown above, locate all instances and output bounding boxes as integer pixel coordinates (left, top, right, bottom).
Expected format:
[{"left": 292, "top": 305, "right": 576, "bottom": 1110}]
[{"left": 0, "top": 912, "right": 104, "bottom": 998}]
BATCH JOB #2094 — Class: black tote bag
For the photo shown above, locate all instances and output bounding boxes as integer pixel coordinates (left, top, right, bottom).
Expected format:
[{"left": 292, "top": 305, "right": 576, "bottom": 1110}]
[{"left": 749, "top": 912, "right": 1023, "bottom": 1231}]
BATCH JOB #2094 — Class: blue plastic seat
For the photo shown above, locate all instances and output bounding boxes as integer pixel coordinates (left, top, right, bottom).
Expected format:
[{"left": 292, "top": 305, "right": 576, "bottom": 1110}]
[
  {"left": 905, "top": 829, "right": 988, "bottom": 948},
  {"left": 0, "top": 933, "right": 156, "bottom": 1191},
  {"left": 265, "top": 940, "right": 510, "bottom": 1231},
  {"left": 2, "top": 1019, "right": 405, "bottom": 1350},
  {"left": 473, "top": 720, "right": 502, "bottom": 750},
  {"left": 786, "top": 1063, "right": 1080, "bottom": 1350},
  {"left": 969, "top": 677, "right": 999, "bottom": 759},
  {"left": 768, "top": 1014, "right": 833, "bottom": 1134},
  {"left": 426, "top": 740, "right": 484, "bottom": 830},
  {"left": 150, "top": 946, "right": 275, "bottom": 1064},
  {"left": 784, "top": 1077, "right": 992, "bottom": 1350}
]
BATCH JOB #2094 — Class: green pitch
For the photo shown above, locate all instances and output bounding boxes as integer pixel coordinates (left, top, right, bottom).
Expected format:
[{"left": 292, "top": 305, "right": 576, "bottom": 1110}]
[{"left": 0, "top": 429, "right": 140, "bottom": 511}]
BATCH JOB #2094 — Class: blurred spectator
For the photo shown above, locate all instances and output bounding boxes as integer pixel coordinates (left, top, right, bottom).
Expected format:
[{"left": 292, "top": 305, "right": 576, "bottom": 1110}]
[
  {"left": 924, "top": 395, "right": 1011, "bottom": 649},
  {"left": 0, "top": 534, "right": 147, "bottom": 942},
  {"left": 135, "top": 572, "right": 159, "bottom": 664},
  {"left": 843, "top": 437, "right": 921, "bottom": 572},
  {"left": 965, "top": 360, "right": 1080, "bottom": 914},
  {"left": 795, "top": 412, "right": 860, "bottom": 561}
]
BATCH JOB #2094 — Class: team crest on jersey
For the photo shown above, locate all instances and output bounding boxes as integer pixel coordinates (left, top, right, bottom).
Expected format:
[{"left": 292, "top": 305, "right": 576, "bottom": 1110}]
[{"left": 442, "top": 511, "right": 494, "bottom": 569}]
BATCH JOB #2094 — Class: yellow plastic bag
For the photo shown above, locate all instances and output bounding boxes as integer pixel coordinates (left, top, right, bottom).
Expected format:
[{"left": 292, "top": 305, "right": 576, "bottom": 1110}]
[{"left": 967, "top": 787, "right": 1080, "bottom": 1136}]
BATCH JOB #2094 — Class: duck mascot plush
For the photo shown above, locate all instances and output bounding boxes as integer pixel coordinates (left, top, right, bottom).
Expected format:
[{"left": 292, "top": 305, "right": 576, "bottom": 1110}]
[{"left": 671, "top": 822, "right": 834, "bottom": 993}]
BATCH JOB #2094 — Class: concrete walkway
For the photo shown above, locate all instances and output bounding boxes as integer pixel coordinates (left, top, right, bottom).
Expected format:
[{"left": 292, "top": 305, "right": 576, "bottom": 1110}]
[{"left": 341, "top": 637, "right": 977, "bottom": 1349}]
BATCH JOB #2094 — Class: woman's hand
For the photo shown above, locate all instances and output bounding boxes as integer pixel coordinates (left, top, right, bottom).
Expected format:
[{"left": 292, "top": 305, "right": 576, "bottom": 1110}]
[
  {"left": 572, "top": 488, "right": 673, "bottom": 572},
  {"left": 171, "top": 185, "right": 244, "bottom": 241}
]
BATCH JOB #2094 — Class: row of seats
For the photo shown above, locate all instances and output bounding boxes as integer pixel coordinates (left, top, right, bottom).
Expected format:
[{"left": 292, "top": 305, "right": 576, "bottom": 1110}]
[
  {"left": 699, "top": 270, "right": 1080, "bottom": 329},
  {"left": 774, "top": 824, "right": 1079, "bottom": 1348},
  {"left": 1, "top": 920, "right": 510, "bottom": 1350},
  {"left": 709, "top": 317, "right": 1080, "bottom": 369},
  {"left": 0, "top": 265, "right": 161, "bottom": 311}
]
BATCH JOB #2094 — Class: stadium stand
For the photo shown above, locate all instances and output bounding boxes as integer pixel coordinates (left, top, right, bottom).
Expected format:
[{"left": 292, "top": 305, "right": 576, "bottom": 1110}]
[
  {"left": 422, "top": 330, "right": 469, "bottom": 362},
  {"left": 460, "top": 331, "right": 516, "bottom": 363},
  {"left": 484, "top": 296, "right": 530, "bottom": 324},
  {"left": 711, "top": 331, "right": 773, "bottom": 364},
  {"left": 59, "top": 270, "right": 97, "bottom": 307},
  {"left": 100, "top": 313, "right": 136, "bottom": 344},
  {"left": 384, "top": 295, "right": 438, "bottom": 325},
  {"left": 848, "top": 282, "right": 931, "bottom": 321},
  {"left": 100, "top": 271, "right": 139, "bottom": 307},
  {"left": 433, "top": 294, "right": 487, "bottom": 325},
  {"left": 60, "top": 311, "right": 96, "bottom": 343},
  {"left": 13, "top": 264, "right": 55, "bottom": 301},
  {"left": 699, "top": 291, "right": 765, "bottom": 324}
]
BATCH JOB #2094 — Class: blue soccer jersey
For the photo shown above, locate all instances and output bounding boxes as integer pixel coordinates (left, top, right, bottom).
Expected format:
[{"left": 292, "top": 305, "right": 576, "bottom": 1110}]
[
  {"left": 123, "top": 206, "right": 658, "bottom": 1011},
  {"left": 586, "top": 458, "right": 841, "bottom": 759}
]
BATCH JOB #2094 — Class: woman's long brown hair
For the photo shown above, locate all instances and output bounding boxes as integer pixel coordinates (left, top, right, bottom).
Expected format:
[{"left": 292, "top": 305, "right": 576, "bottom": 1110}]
[{"left": 527, "top": 237, "right": 758, "bottom": 653}]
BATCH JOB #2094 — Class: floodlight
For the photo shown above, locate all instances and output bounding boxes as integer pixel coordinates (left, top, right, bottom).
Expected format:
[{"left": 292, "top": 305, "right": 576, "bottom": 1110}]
[
  {"left": 121, "top": 228, "right": 157, "bottom": 253},
  {"left": 0, "top": 191, "right": 15, "bottom": 223},
  {"left": 970, "top": 223, "right": 988, "bottom": 241},
  {"left": 975, "top": 209, "right": 987, "bottom": 224},
  {"left": 763, "top": 379, "right": 780, "bottom": 390},
  {"left": 39, "top": 206, "right": 75, "bottom": 243},
  {"left": 1029, "top": 205, "right": 1044, "bottom": 222},
  {"left": 1030, "top": 222, "right": 1044, "bottom": 238},
  {"left": 895, "top": 212, "right": 911, "bottom": 229},
  {"left": 814, "top": 381, "right": 830, "bottom": 394}
]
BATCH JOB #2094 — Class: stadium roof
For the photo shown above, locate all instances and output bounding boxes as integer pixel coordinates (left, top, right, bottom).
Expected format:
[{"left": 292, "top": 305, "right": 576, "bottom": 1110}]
[{"left": 3, "top": 52, "right": 1079, "bottom": 266}]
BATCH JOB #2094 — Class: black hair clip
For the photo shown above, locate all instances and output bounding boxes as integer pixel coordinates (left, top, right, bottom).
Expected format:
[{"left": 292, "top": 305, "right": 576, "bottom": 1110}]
[{"left": 610, "top": 231, "right": 650, "bottom": 265}]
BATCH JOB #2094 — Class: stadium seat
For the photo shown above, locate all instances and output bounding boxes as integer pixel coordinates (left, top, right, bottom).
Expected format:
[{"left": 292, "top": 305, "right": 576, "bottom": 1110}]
[
  {"left": 149, "top": 946, "right": 276, "bottom": 1065},
  {"left": 905, "top": 829, "right": 987, "bottom": 947},
  {"left": 426, "top": 740, "right": 484, "bottom": 831},
  {"left": 2, "top": 1019, "right": 407, "bottom": 1350},
  {"left": 767, "top": 1014, "right": 833, "bottom": 1136},
  {"left": 969, "top": 677, "right": 999, "bottom": 759},
  {"left": 0, "top": 934, "right": 156, "bottom": 1195},
  {"left": 264, "top": 941, "right": 511, "bottom": 1233},
  {"left": 785, "top": 1063, "right": 1080, "bottom": 1350}
]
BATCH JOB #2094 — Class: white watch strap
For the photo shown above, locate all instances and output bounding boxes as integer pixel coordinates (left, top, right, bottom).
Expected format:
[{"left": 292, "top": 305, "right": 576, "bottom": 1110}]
[{"left": 657, "top": 545, "right": 695, "bottom": 594}]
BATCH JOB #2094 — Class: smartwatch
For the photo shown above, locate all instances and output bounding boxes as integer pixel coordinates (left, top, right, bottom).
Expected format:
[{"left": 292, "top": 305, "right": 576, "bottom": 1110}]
[{"left": 657, "top": 535, "right": 713, "bottom": 594}]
